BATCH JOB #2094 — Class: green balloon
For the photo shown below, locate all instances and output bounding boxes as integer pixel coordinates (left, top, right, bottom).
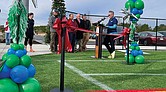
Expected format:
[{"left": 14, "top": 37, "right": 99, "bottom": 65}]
[
  {"left": 2, "top": 53, "right": 8, "bottom": 61},
  {"left": 132, "top": 21, "right": 137, "bottom": 24},
  {"left": 11, "top": 43, "right": 20, "bottom": 50},
  {"left": 135, "top": 0, "right": 144, "bottom": 9},
  {"left": 125, "top": 54, "right": 135, "bottom": 63},
  {"left": 136, "top": 14, "right": 141, "bottom": 19},
  {"left": 131, "top": 41, "right": 135, "bottom": 44},
  {"left": 19, "top": 44, "right": 25, "bottom": 50},
  {"left": 19, "top": 78, "right": 41, "bottom": 92},
  {"left": 125, "top": 0, "right": 135, "bottom": 9},
  {"left": 130, "top": 46, "right": 135, "bottom": 50},
  {"left": 20, "top": 55, "right": 32, "bottom": 67},
  {"left": 135, "top": 55, "right": 144, "bottom": 64},
  {"left": 0, "top": 78, "right": 19, "bottom": 92},
  {"left": 135, "top": 46, "right": 140, "bottom": 51},
  {"left": 6, "top": 54, "right": 20, "bottom": 68}
]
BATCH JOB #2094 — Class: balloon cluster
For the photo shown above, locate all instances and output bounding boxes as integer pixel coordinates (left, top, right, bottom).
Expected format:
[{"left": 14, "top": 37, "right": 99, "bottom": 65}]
[
  {"left": 125, "top": 0, "right": 144, "bottom": 22},
  {"left": 125, "top": 0, "right": 144, "bottom": 41},
  {"left": 0, "top": 43, "right": 41, "bottom": 92},
  {"left": 126, "top": 42, "right": 145, "bottom": 64}
]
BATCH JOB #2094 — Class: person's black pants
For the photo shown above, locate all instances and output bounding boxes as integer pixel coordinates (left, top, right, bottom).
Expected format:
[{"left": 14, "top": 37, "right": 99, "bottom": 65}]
[
  {"left": 69, "top": 32, "right": 76, "bottom": 53},
  {"left": 24, "top": 37, "right": 33, "bottom": 46},
  {"left": 103, "top": 35, "right": 115, "bottom": 54}
]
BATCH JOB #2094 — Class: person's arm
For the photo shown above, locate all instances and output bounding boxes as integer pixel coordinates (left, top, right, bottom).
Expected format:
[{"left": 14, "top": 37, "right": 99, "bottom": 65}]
[
  {"left": 107, "top": 24, "right": 117, "bottom": 29},
  {"left": 48, "top": 16, "right": 53, "bottom": 28}
]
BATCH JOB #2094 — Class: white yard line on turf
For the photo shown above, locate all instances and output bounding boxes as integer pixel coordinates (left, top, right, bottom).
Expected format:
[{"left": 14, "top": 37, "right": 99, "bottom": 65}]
[
  {"left": 57, "top": 60, "right": 114, "bottom": 91},
  {"left": 65, "top": 60, "right": 166, "bottom": 62},
  {"left": 84, "top": 73, "right": 166, "bottom": 76}
]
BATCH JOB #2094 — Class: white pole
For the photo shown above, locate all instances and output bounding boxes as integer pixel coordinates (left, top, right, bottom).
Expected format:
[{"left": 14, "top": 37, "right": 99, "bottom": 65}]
[{"left": 23, "top": 0, "right": 29, "bottom": 12}]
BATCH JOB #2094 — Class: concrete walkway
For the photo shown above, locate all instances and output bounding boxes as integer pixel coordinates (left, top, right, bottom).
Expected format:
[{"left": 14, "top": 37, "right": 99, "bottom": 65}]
[
  {"left": 0, "top": 44, "right": 51, "bottom": 58},
  {"left": 1, "top": 41, "right": 166, "bottom": 58}
]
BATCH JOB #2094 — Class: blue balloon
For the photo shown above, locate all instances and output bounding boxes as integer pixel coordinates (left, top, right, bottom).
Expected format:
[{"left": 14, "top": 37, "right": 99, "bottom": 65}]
[
  {"left": 132, "top": 0, "right": 137, "bottom": 2},
  {"left": 22, "top": 49, "right": 27, "bottom": 55},
  {"left": 131, "top": 50, "right": 139, "bottom": 56},
  {"left": 15, "top": 50, "right": 24, "bottom": 58},
  {"left": 138, "top": 50, "right": 143, "bottom": 55},
  {"left": 10, "top": 65, "right": 29, "bottom": 84},
  {"left": 131, "top": 8, "right": 139, "bottom": 15},
  {"left": 132, "top": 18, "right": 138, "bottom": 21},
  {"left": 7, "top": 48, "right": 16, "bottom": 55},
  {"left": 27, "top": 64, "right": 36, "bottom": 77},
  {"left": 0, "top": 64, "right": 11, "bottom": 79},
  {"left": 138, "top": 9, "right": 143, "bottom": 15},
  {"left": 132, "top": 43, "right": 138, "bottom": 47}
]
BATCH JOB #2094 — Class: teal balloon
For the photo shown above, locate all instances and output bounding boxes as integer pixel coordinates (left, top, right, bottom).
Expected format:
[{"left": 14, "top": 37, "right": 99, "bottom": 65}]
[
  {"left": 19, "top": 44, "right": 25, "bottom": 50},
  {"left": 11, "top": 43, "right": 20, "bottom": 51},
  {"left": 125, "top": 0, "right": 135, "bottom": 9},
  {"left": 135, "top": 0, "right": 144, "bottom": 9},
  {"left": 2, "top": 53, "right": 8, "bottom": 61},
  {"left": 20, "top": 55, "right": 32, "bottom": 67},
  {"left": 19, "top": 78, "right": 41, "bottom": 92},
  {"left": 135, "top": 46, "right": 140, "bottom": 51},
  {"left": 135, "top": 55, "right": 144, "bottom": 64},
  {"left": 6, "top": 54, "right": 20, "bottom": 68},
  {"left": 0, "top": 78, "right": 19, "bottom": 92},
  {"left": 125, "top": 54, "right": 135, "bottom": 63}
]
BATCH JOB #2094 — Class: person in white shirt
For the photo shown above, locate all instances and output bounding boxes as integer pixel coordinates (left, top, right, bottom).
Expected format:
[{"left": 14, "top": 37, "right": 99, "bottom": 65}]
[{"left": 4, "top": 21, "right": 10, "bottom": 45}]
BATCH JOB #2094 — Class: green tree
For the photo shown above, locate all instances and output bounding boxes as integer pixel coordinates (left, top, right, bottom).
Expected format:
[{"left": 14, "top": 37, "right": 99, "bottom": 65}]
[
  {"left": 153, "top": 24, "right": 166, "bottom": 31},
  {"left": 136, "top": 24, "right": 152, "bottom": 32},
  {"left": 45, "top": 0, "right": 66, "bottom": 43},
  {"left": 52, "top": 0, "right": 66, "bottom": 16}
]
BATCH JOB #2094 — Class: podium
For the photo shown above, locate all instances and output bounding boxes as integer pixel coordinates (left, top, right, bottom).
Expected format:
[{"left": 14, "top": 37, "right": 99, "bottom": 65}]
[{"left": 93, "top": 23, "right": 105, "bottom": 59}]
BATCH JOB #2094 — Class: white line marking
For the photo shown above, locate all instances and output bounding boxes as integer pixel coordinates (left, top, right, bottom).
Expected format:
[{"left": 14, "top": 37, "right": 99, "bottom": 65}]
[
  {"left": 84, "top": 73, "right": 166, "bottom": 76},
  {"left": 65, "top": 60, "right": 166, "bottom": 62},
  {"left": 117, "top": 50, "right": 150, "bottom": 54},
  {"left": 57, "top": 60, "right": 114, "bottom": 91}
]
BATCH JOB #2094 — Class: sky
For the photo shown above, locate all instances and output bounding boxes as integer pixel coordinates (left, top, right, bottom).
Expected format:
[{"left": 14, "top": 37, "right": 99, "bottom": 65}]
[{"left": 0, "top": 0, "right": 166, "bottom": 27}]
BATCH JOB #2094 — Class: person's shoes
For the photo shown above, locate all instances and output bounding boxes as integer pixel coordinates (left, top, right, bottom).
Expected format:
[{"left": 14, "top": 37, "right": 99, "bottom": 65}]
[
  {"left": 108, "top": 51, "right": 115, "bottom": 59},
  {"left": 111, "top": 51, "right": 115, "bottom": 59},
  {"left": 30, "top": 49, "right": 35, "bottom": 52},
  {"left": 108, "top": 55, "right": 112, "bottom": 59}
]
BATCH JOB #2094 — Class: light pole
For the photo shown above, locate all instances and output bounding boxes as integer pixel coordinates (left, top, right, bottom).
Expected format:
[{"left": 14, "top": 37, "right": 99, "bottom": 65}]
[
  {"left": 22, "top": 0, "right": 37, "bottom": 12},
  {"left": 23, "top": 0, "right": 29, "bottom": 12}
]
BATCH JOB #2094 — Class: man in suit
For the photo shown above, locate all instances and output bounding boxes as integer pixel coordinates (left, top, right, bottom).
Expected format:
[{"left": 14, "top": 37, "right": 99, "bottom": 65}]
[{"left": 74, "top": 14, "right": 84, "bottom": 52}]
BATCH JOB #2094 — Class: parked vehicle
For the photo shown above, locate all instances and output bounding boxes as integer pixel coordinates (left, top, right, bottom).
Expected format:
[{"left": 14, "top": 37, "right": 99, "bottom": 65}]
[
  {"left": 138, "top": 31, "right": 166, "bottom": 45},
  {"left": 159, "top": 31, "right": 166, "bottom": 37}
]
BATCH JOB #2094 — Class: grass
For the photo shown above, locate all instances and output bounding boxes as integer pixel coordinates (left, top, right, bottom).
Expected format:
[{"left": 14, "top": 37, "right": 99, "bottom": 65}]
[{"left": 31, "top": 50, "right": 166, "bottom": 92}]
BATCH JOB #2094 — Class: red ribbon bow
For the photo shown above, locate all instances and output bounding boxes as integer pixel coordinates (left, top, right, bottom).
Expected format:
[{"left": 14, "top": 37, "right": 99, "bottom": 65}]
[
  {"left": 53, "top": 17, "right": 72, "bottom": 54},
  {"left": 114, "top": 28, "right": 130, "bottom": 48}
]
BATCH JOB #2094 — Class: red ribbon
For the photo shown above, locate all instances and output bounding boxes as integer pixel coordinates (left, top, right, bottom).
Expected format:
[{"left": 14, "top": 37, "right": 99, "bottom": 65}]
[
  {"left": 114, "top": 28, "right": 130, "bottom": 48},
  {"left": 53, "top": 17, "right": 72, "bottom": 54},
  {"left": 53, "top": 16, "right": 130, "bottom": 53}
]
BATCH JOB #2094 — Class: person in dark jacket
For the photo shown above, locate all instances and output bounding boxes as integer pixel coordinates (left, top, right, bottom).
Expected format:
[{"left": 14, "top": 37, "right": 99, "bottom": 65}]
[
  {"left": 74, "top": 13, "right": 84, "bottom": 52},
  {"left": 103, "top": 11, "right": 118, "bottom": 59},
  {"left": 82, "top": 14, "right": 91, "bottom": 51},
  {"left": 24, "top": 13, "right": 35, "bottom": 52}
]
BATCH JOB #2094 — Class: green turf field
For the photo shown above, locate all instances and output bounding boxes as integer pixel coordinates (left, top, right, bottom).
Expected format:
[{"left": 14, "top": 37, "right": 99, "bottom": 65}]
[{"left": 32, "top": 50, "right": 166, "bottom": 92}]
